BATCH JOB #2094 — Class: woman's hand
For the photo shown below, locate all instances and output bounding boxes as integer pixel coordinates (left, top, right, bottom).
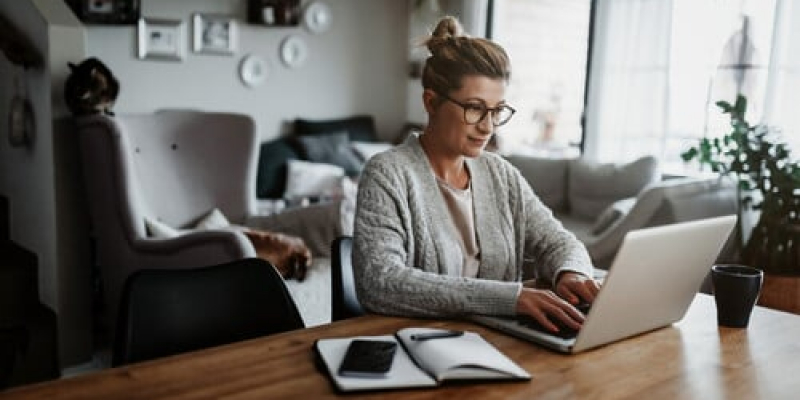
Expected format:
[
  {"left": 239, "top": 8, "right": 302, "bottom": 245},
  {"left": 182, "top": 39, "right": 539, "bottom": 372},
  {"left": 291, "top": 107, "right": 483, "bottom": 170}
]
[
  {"left": 555, "top": 271, "right": 601, "bottom": 305},
  {"left": 515, "top": 288, "right": 585, "bottom": 333}
]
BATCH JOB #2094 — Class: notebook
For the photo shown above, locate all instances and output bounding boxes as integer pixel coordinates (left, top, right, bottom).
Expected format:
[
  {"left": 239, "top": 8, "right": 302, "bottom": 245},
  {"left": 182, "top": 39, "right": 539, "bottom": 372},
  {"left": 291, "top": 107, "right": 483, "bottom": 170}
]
[
  {"left": 314, "top": 327, "right": 530, "bottom": 393},
  {"left": 471, "top": 215, "right": 737, "bottom": 353}
]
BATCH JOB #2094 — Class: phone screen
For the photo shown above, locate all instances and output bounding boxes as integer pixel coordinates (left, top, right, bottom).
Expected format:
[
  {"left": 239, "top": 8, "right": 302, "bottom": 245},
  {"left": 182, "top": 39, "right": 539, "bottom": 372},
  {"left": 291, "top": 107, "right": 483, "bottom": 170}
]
[{"left": 337, "top": 339, "right": 397, "bottom": 378}]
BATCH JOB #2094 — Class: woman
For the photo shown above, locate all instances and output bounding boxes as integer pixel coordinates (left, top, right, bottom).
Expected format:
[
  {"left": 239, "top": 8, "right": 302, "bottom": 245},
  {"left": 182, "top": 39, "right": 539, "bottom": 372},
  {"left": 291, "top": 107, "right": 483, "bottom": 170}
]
[{"left": 352, "top": 16, "right": 599, "bottom": 332}]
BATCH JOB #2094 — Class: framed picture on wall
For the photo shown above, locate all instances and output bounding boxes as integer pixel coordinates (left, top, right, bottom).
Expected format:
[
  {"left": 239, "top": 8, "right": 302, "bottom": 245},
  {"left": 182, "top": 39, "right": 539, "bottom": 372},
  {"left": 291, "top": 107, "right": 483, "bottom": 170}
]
[
  {"left": 137, "top": 18, "right": 184, "bottom": 61},
  {"left": 193, "top": 14, "right": 237, "bottom": 55}
]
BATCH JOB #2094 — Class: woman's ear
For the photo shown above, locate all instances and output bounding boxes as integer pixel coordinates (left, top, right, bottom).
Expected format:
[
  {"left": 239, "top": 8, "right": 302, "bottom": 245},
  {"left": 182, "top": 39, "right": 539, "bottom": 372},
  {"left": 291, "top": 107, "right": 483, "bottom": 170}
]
[{"left": 422, "top": 89, "right": 439, "bottom": 115}]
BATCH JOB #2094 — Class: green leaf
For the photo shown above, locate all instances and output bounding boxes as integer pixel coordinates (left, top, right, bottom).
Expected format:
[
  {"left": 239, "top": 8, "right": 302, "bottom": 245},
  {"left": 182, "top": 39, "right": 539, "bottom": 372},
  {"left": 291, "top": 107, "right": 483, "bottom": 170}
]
[
  {"left": 739, "top": 180, "right": 752, "bottom": 190},
  {"left": 680, "top": 147, "right": 697, "bottom": 162}
]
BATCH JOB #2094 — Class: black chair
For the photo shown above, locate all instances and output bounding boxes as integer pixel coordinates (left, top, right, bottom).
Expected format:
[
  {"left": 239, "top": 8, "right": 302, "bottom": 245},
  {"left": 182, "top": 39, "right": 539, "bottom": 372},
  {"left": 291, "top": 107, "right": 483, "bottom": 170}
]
[
  {"left": 331, "top": 236, "right": 365, "bottom": 321},
  {"left": 112, "top": 258, "right": 304, "bottom": 366}
]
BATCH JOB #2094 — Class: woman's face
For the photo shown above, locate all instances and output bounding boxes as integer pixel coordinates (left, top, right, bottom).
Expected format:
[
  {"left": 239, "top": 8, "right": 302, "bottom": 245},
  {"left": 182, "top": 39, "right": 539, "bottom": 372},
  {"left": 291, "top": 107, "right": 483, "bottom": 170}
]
[{"left": 423, "top": 75, "right": 507, "bottom": 158}]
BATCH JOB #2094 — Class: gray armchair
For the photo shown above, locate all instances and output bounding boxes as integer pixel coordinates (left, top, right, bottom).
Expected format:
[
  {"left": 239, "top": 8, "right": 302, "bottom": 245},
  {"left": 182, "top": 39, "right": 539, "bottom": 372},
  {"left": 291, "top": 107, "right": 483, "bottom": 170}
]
[{"left": 77, "top": 110, "right": 259, "bottom": 330}]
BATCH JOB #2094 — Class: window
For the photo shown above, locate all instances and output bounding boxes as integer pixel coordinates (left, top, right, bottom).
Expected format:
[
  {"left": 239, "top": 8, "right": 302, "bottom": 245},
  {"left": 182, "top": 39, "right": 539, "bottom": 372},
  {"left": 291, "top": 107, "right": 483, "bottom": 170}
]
[
  {"left": 764, "top": 0, "right": 800, "bottom": 161},
  {"left": 681, "top": 0, "right": 778, "bottom": 163},
  {"left": 585, "top": 0, "right": 797, "bottom": 169},
  {"left": 490, "top": 0, "right": 593, "bottom": 157}
]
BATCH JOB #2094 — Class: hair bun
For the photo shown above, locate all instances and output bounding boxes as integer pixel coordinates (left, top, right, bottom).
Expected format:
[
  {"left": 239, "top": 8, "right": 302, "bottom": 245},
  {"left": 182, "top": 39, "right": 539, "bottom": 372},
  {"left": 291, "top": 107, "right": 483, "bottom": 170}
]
[
  {"left": 419, "top": 15, "right": 510, "bottom": 96},
  {"left": 431, "top": 16, "right": 464, "bottom": 39},
  {"left": 426, "top": 16, "right": 465, "bottom": 54}
]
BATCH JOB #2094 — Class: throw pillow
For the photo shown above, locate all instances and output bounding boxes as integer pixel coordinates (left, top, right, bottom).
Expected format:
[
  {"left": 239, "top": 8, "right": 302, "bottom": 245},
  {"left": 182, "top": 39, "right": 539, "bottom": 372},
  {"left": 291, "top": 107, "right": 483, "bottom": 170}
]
[
  {"left": 256, "top": 137, "right": 300, "bottom": 199},
  {"left": 351, "top": 141, "right": 393, "bottom": 162},
  {"left": 296, "top": 131, "right": 364, "bottom": 176},
  {"left": 284, "top": 160, "right": 346, "bottom": 200},
  {"left": 590, "top": 197, "right": 637, "bottom": 235},
  {"left": 569, "top": 156, "right": 659, "bottom": 220},
  {"left": 295, "top": 115, "right": 378, "bottom": 142},
  {"left": 194, "top": 208, "right": 230, "bottom": 230},
  {"left": 145, "top": 217, "right": 181, "bottom": 239}
]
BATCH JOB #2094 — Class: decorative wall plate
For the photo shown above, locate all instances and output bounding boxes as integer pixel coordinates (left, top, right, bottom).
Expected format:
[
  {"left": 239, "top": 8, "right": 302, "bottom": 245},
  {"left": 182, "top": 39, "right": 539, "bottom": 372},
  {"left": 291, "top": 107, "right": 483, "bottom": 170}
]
[
  {"left": 303, "top": 1, "right": 331, "bottom": 34},
  {"left": 239, "top": 54, "right": 268, "bottom": 87},
  {"left": 280, "top": 35, "right": 308, "bottom": 68}
]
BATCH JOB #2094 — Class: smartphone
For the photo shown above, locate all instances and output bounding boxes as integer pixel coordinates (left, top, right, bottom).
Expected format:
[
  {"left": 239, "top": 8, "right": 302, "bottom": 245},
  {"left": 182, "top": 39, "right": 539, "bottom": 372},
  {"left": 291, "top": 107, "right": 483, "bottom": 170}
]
[{"left": 337, "top": 339, "right": 398, "bottom": 378}]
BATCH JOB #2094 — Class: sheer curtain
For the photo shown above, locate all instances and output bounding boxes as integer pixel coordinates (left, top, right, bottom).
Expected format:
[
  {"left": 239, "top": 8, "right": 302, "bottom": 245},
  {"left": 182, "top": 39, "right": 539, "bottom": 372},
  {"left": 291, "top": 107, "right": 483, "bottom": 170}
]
[
  {"left": 585, "top": 0, "right": 794, "bottom": 165},
  {"left": 583, "top": 0, "right": 674, "bottom": 162},
  {"left": 763, "top": 0, "right": 800, "bottom": 160}
]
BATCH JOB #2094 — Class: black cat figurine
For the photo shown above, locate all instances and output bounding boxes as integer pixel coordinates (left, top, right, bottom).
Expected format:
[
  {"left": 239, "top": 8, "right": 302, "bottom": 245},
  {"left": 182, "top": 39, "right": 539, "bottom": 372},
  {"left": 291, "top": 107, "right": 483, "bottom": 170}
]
[{"left": 64, "top": 57, "right": 119, "bottom": 116}]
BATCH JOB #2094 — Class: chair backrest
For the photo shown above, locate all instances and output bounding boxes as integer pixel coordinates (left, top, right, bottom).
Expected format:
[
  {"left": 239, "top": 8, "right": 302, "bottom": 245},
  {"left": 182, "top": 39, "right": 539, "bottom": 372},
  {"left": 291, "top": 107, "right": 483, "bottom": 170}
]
[
  {"left": 331, "top": 236, "right": 365, "bottom": 321},
  {"left": 112, "top": 258, "right": 304, "bottom": 366},
  {"left": 78, "top": 110, "right": 257, "bottom": 238},
  {"left": 123, "top": 109, "right": 258, "bottom": 227}
]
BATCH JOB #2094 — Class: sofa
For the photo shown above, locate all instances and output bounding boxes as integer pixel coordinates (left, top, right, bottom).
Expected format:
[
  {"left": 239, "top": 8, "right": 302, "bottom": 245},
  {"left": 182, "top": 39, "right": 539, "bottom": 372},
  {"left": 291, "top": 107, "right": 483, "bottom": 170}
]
[
  {"left": 252, "top": 115, "right": 393, "bottom": 327},
  {"left": 506, "top": 155, "right": 739, "bottom": 269},
  {"left": 252, "top": 115, "right": 391, "bottom": 257}
]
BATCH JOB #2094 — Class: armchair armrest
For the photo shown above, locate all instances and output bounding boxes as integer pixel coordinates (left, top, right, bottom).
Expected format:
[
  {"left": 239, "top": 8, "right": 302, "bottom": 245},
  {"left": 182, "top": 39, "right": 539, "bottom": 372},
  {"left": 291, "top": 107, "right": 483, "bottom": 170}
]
[{"left": 130, "top": 229, "right": 256, "bottom": 266}]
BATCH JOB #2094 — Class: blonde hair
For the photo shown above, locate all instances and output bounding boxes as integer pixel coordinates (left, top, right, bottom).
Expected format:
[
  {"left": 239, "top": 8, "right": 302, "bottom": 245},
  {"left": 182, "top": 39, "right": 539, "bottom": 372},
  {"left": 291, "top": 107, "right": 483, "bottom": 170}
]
[{"left": 421, "top": 16, "right": 511, "bottom": 96}]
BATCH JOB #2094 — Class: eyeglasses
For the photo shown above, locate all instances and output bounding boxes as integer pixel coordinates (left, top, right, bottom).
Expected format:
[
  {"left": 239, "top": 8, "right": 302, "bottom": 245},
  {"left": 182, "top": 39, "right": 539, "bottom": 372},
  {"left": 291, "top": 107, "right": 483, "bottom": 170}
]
[{"left": 437, "top": 92, "right": 516, "bottom": 127}]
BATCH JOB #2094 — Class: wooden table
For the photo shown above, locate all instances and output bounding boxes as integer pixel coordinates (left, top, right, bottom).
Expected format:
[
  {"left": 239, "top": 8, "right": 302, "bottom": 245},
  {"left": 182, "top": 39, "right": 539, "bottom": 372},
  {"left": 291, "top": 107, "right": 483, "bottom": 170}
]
[{"left": 4, "top": 295, "right": 800, "bottom": 399}]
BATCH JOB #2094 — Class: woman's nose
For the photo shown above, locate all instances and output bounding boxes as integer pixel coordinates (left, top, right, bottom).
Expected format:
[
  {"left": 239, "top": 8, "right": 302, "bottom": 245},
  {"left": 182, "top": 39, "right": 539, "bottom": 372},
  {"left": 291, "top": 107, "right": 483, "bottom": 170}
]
[{"left": 477, "top": 113, "right": 493, "bottom": 133}]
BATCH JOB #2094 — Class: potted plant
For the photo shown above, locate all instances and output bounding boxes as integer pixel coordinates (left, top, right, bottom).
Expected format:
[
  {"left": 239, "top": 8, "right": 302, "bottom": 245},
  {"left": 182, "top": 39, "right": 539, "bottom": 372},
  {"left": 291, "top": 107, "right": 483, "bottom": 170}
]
[{"left": 682, "top": 94, "right": 800, "bottom": 311}]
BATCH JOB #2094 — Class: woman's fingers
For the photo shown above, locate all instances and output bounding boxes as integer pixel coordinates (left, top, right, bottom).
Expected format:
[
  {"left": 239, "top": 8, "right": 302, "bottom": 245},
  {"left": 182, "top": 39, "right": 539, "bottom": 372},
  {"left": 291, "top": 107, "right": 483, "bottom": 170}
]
[
  {"left": 556, "top": 273, "right": 602, "bottom": 304},
  {"left": 526, "top": 308, "right": 560, "bottom": 333},
  {"left": 517, "top": 289, "right": 585, "bottom": 332}
]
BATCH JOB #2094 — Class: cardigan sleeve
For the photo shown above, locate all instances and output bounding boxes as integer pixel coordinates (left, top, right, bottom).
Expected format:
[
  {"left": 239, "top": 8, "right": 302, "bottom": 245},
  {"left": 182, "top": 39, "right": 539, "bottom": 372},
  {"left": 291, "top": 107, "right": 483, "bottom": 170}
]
[{"left": 352, "top": 155, "right": 521, "bottom": 318}]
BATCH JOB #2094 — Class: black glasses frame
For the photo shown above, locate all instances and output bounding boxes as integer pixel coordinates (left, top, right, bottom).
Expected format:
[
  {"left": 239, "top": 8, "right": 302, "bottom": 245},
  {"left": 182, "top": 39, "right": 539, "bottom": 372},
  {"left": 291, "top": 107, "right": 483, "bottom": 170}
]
[{"left": 437, "top": 92, "right": 516, "bottom": 127}]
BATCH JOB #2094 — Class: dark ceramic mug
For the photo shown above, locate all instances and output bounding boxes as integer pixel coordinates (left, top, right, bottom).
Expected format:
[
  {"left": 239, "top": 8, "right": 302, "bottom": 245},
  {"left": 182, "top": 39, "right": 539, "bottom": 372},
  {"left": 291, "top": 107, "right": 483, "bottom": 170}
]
[{"left": 711, "top": 264, "right": 764, "bottom": 328}]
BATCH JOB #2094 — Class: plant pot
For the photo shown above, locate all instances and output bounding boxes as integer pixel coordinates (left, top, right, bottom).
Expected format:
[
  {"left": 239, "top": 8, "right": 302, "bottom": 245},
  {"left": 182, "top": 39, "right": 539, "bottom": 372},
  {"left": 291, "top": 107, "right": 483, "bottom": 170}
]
[
  {"left": 745, "top": 219, "right": 800, "bottom": 315},
  {"left": 743, "top": 219, "right": 800, "bottom": 275},
  {"left": 757, "top": 273, "right": 800, "bottom": 315}
]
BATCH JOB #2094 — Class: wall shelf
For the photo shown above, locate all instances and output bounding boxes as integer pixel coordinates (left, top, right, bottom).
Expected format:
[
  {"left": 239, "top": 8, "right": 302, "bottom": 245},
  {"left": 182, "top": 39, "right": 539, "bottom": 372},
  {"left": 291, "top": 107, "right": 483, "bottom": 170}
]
[{"left": 0, "top": 14, "right": 43, "bottom": 68}]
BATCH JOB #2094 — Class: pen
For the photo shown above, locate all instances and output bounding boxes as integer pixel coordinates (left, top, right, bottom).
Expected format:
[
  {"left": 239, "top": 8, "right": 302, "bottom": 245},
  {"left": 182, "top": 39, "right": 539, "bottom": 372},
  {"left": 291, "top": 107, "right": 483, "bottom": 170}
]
[{"left": 409, "top": 330, "right": 464, "bottom": 341}]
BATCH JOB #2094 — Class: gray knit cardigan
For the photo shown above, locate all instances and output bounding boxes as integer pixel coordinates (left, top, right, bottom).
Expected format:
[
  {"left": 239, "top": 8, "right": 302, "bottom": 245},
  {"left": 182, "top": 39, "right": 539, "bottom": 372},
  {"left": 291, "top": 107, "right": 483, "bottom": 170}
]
[{"left": 352, "top": 134, "right": 593, "bottom": 318}]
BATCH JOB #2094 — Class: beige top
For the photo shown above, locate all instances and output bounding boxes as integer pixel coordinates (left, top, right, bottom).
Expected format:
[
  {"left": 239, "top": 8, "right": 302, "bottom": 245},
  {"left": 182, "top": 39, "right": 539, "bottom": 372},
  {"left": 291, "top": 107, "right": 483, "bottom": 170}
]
[{"left": 436, "top": 177, "right": 480, "bottom": 278}]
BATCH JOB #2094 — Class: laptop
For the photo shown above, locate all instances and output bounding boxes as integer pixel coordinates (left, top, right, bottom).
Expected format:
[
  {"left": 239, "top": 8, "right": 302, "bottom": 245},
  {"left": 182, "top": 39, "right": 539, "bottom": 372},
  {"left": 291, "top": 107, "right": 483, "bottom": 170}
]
[{"left": 471, "top": 215, "right": 737, "bottom": 353}]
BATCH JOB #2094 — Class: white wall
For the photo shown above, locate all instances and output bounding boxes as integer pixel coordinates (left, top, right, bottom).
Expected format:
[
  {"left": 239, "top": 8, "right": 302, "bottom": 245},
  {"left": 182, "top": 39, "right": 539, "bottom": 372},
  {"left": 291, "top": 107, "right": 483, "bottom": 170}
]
[
  {"left": 85, "top": 0, "right": 410, "bottom": 141},
  {"left": 1, "top": 0, "right": 412, "bottom": 369},
  {"left": 0, "top": 1, "right": 54, "bottom": 311},
  {"left": 0, "top": 0, "right": 91, "bottom": 367}
]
